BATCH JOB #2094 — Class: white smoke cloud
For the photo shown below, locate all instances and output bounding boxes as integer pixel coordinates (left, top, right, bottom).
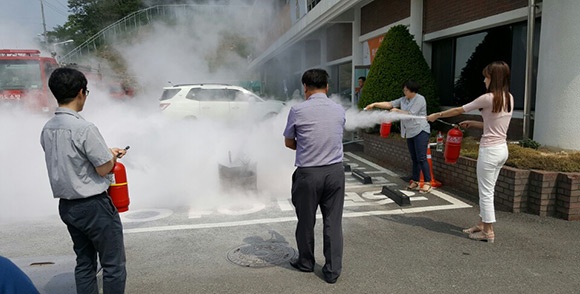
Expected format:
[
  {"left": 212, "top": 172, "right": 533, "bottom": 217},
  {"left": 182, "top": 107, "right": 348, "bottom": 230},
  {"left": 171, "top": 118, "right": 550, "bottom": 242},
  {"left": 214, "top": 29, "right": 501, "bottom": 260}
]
[
  {"left": 345, "top": 109, "right": 427, "bottom": 131},
  {"left": 0, "top": 2, "right": 294, "bottom": 224},
  {"left": 0, "top": 22, "right": 49, "bottom": 55},
  {"left": 0, "top": 2, "right": 430, "bottom": 224}
]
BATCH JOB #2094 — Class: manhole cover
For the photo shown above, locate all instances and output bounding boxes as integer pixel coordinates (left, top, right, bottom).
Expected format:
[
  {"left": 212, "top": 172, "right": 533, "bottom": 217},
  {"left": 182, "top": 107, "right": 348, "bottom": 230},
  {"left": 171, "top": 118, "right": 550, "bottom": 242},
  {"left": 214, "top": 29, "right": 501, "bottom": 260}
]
[{"left": 227, "top": 241, "right": 297, "bottom": 268}]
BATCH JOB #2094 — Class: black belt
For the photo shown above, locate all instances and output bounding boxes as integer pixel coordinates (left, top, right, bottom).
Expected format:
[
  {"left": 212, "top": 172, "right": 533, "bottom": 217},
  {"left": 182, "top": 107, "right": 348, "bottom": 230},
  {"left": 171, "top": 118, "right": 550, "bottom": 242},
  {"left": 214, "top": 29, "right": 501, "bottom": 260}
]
[{"left": 60, "top": 191, "right": 107, "bottom": 202}]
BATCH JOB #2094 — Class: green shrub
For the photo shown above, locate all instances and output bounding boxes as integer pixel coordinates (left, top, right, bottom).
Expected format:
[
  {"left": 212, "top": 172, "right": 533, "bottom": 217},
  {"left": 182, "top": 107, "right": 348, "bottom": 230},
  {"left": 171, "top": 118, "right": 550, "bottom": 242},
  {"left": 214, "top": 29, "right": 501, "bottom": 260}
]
[
  {"left": 518, "top": 138, "right": 541, "bottom": 150},
  {"left": 358, "top": 25, "right": 439, "bottom": 114}
]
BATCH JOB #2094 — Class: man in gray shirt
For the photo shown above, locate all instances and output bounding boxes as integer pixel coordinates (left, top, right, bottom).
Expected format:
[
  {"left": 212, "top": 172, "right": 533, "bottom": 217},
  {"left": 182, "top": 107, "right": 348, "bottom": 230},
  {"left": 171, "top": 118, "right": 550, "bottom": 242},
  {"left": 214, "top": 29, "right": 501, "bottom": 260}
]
[
  {"left": 283, "top": 68, "right": 346, "bottom": 284},
  {"left": 41, "top": 68, "right": 127, "bottom": 294}
]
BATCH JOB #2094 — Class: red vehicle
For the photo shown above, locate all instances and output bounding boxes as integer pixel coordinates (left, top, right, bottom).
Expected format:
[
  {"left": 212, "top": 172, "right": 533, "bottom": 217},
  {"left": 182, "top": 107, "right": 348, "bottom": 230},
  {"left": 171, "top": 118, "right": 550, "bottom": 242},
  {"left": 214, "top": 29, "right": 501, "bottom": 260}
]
[
  {"left": 0, "top": 49, "right": 59, "bottom": 112},
  {"left": 64, "top": 63, "right": 135, "bottom": 100}
]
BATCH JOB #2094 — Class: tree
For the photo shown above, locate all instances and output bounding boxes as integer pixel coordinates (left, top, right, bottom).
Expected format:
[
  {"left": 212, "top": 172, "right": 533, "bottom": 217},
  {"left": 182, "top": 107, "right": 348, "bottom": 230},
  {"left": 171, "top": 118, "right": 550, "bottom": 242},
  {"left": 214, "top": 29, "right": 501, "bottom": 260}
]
[
  {"left": 51, "top": 0, "right": 145, "bottom": 46},
  {"left": 358, "top": 25, "right": 439, "bottom": 115}
]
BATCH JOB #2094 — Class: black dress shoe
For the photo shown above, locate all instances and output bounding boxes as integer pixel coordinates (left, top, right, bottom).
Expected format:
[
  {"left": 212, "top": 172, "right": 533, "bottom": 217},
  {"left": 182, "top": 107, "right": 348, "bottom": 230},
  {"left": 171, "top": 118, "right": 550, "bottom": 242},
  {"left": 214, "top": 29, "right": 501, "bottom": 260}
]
[
  {"left": 324, "top": 276, "right": 338, "bottom": 284},
  {"left": 289, "top": 260, "right": 314, "bottom": 272}
]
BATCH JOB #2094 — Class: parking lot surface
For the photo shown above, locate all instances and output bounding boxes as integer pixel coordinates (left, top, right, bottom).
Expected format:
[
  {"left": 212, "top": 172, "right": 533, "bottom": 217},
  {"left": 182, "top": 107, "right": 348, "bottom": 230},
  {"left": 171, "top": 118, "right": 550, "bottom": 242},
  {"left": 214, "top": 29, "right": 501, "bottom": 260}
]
[{"left": 2, "top": 148, "right": 580, "bottom": 293}]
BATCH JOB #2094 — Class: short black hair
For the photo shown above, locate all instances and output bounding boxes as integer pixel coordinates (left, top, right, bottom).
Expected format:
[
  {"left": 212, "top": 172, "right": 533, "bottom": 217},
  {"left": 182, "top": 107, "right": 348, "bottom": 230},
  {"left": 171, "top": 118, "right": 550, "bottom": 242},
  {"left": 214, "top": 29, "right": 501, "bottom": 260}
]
[
  {"left": 301, "top": 68, "right": 329, "bottom": 90},
  {"left": 358, "top": 76, "right": 366, "bottom": 82},
  {"left": 48, "top": 67, "right": 88, "bottom": 105},
  {"left": 402, "top": 79, "right": 420, "bottom": 93}
]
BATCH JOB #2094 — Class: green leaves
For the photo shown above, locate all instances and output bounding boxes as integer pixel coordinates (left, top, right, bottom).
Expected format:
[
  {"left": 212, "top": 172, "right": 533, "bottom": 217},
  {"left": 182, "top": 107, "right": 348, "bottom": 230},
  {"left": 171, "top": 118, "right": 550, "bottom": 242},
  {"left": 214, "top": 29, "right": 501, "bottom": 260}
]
[
  {"left": 51, "top": 0, "right": 144, "bottom": 46},
  {"left": 358, "top": 25, "right": 439, "bottom": 114}
]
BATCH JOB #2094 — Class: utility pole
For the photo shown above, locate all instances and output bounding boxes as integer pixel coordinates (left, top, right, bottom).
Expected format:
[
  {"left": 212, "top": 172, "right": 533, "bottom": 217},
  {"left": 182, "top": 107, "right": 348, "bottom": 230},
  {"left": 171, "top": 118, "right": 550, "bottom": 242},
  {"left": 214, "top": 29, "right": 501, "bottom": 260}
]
[{"left": 39, "top": 0, "right": 48, "bottom": 44}]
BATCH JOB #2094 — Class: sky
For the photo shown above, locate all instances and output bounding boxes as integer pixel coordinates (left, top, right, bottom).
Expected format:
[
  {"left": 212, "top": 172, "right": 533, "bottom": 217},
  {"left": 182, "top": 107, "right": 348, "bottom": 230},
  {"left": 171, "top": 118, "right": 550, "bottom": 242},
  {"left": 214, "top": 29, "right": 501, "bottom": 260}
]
[{"left": 0, "top": 0, "right": 69, "bottom": 45}]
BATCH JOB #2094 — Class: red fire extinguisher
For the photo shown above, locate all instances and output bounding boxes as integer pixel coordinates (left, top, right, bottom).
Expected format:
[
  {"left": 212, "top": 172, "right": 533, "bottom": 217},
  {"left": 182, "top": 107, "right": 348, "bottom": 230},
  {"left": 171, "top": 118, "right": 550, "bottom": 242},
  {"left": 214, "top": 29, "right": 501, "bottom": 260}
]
[
  {"left": 108, "top": 146, "right": 130, "bottom": 212},
  {"left": 380, "top": 122, "right": 392, "bottom": 138},
  {"left": 444, "top": 127, "right": 463, "bottom": 164}
]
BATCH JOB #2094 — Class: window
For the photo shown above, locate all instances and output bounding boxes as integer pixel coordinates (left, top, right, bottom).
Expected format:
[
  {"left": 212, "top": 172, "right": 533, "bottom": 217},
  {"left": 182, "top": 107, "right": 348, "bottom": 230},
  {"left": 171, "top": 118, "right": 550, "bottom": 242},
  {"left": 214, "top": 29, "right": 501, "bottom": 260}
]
[
  {"left": 0, "top": 60, "right": 42, "bottom": 90},
  {"left": 307, "top": 0, "right": 321, "bottom": 11},
  {"left": 431, "top": 20, "right": 541, "bottom": 110},
  {"left": 328, "top": 62, "right": 352, "bottom": 100},
  {"left": 160, "top": 89, "right": 180, "bottom": 101},
  {"left": 186, "top": 88, "right": 235, "bottom": 102}
]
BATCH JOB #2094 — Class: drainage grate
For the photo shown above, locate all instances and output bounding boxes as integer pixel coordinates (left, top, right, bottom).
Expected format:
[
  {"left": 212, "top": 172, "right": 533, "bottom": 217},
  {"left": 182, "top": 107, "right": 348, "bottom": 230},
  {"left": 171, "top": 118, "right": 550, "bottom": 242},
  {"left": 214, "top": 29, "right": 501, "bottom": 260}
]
[{"left": 227, "top": 241, "right": 297, "bottom": 268}]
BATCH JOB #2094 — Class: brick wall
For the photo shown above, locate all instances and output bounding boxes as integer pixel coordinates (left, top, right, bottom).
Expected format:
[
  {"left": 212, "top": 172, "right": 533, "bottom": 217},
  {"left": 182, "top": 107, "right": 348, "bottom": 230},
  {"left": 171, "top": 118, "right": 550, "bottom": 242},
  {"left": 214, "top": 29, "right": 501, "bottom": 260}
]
[
  {"left": 424, "top": 0, "right": 528, "bottom": 34},
  {"left": 556, "top": 174, "right": 580, "bottom": 221},
  {"left": 363, "top": 133, "right": 580, "bottom": 221},
  {"left": 326, "top": 23, "right": 353, "bottom": 61},
  {"left": 361, "top": 0, "right": 410, "bottom": 35}
]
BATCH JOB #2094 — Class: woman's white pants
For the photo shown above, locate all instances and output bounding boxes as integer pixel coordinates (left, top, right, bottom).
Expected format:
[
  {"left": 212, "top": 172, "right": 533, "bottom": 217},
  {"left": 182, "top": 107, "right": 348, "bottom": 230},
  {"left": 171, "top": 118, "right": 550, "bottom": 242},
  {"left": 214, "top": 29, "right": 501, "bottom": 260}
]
[{"left": 477, "top": 143, "right": 509, "bottom": 223}]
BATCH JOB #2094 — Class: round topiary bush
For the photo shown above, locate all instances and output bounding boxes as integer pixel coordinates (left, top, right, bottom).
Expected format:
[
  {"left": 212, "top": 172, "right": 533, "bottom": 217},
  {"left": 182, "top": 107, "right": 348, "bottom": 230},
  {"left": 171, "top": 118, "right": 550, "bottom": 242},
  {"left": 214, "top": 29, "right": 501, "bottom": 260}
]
[{"left": 358, "top": 25, "right": 439, "bottom": 114}]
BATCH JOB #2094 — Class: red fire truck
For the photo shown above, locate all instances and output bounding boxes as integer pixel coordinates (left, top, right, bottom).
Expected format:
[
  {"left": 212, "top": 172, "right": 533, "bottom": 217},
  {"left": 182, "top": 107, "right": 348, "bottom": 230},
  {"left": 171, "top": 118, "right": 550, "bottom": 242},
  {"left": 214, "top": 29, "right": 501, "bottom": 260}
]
[{"left": 0, "top": 49, "right": 59, "bottom": 112}]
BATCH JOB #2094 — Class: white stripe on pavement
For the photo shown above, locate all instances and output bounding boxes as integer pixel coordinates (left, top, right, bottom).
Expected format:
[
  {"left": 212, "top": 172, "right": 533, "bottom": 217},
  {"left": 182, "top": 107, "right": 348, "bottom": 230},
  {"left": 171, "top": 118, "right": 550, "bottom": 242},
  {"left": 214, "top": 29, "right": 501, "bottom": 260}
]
[{"left": 124, "top": 191, "right": 470, "bottom": 234}]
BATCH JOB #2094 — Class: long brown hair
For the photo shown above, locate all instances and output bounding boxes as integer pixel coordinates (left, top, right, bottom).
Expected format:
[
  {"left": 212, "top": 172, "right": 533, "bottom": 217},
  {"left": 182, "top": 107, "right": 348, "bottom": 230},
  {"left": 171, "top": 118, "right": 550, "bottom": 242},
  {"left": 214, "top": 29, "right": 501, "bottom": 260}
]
[{"left": 482, "top": 61, "right": 511, "bottom": 113}]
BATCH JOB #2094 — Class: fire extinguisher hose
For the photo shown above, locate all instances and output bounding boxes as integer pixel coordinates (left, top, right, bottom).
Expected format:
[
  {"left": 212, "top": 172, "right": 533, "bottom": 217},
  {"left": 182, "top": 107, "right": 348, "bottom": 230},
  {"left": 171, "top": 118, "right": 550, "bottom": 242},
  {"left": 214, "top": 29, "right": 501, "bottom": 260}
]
[{"left": 436, "top": 119, "right": 464, "bottom": 131}]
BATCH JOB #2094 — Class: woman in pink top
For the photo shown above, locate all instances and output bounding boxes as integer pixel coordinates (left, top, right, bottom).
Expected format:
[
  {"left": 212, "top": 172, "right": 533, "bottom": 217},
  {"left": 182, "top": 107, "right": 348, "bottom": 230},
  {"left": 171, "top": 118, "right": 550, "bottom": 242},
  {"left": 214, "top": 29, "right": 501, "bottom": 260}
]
[{"left": 427, "top": 61, "right": 513, "bottom": 243}]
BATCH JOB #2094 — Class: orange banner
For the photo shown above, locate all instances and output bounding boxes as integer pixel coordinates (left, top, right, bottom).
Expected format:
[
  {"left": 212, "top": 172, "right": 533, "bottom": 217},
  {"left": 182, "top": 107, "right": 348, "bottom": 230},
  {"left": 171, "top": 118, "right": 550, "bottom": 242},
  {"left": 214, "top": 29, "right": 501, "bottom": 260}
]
[{"left": 367, "top": 35, "right": 384, "bottom": 64}]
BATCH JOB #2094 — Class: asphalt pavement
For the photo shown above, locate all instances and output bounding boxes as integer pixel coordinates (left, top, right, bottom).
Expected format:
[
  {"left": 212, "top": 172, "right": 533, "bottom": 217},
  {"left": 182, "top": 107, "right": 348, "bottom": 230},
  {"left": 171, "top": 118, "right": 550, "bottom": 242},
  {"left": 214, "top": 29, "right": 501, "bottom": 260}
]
[{"left": 2, "top": 145, "right": 580, "bottom": 294}]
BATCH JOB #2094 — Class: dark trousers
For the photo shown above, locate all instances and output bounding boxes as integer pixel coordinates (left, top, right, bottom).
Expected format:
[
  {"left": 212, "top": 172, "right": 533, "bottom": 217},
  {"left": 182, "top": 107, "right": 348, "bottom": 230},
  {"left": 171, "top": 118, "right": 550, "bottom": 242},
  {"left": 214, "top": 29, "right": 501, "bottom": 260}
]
[
  {"left": 291, "top": 162, "right": 345, "bottom": 280},
  {"left": 59, "top": 192, "right": 126, "bottom": 294},
  {"left": 407, "top": 131, "right": 431, "bottom": 182}
]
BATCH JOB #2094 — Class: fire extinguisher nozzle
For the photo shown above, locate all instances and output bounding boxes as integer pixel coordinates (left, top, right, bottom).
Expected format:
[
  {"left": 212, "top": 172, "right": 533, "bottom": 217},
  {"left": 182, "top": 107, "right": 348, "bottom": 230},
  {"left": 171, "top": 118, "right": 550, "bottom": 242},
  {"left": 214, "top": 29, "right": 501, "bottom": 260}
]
[{"left": 117, "top": 146, "right": 130, "bottom": 158}]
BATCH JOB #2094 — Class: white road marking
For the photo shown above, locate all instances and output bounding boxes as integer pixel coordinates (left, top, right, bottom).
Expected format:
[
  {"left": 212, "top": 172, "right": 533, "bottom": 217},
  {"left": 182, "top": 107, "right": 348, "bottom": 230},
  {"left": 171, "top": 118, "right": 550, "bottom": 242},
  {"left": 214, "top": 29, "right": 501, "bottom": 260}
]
[
  {"left": 277, "top": 199, "right": 294, "bottom": 211},
  {"left": 120, "top": 209, "right": 173, "bottom": 223},
  {"left": 429, "top": 189, "right": 472, "bottom": 208},
  {"left": 122, "top": 154, "right": 471, "bottom": 233},
  {"left": 123, "top": 190, "right": 470, "bottom": 234},
  {"left": 344, "top": 196, "right": 428, "bottom": 207},
  {"left": 217, "top": 202, "right": 266, "bottom": 215},
  {"left": 345, "top": 191, "right": 366, "bottom": 202},
  {"left": 125, "top": 217, "right": 299, "bottom": 233},
  {"left": 344, "top": 152, "right": 400, "bottom": 176},
  {"left": 361, "top": 190, "right": 387, "bottom": 200},
  {"left": 188, "top": 209, "right": 213, "bottom": 219},
  {"left": 346, "top": 183, "right": 397, "bottom": 189}
]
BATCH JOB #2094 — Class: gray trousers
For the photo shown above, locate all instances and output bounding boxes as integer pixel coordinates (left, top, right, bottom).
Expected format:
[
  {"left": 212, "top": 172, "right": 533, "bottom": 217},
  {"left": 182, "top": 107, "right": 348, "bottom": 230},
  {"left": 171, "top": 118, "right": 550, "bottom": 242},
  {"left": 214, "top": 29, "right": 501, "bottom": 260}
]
[
  {"left": 59, "top": 192, "right": 126, "bottom": 294},
  {"left": 291, "top": 162, "right": 345, "bottom": 280}
]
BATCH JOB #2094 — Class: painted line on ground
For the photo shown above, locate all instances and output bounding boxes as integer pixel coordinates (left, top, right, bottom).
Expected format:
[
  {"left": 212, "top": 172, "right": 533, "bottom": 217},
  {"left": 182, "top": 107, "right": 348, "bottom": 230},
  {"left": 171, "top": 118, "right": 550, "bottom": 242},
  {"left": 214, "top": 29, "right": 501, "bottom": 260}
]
[
  {"left": 120, "top": 209, "right": 173, "bottom": 223},
  {"left": 123, "top": 191, "right": 471, "bottom": 234},
  {"left": 344, "top": 152, "right": 400, "bottom": 176},
  {"left": 345, "top": 183, "right": 397, "bottom": 189}
]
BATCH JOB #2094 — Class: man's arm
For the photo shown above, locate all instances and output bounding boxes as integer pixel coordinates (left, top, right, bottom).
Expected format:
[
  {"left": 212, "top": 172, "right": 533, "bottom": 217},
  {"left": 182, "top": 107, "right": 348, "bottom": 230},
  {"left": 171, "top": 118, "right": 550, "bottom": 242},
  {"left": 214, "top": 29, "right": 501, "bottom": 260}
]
[
  {"left": 94, "top": 148, "right": 127, "bottom": 177},
  {"left": 95, "top": 160, "right": 114, "bottom": 177},
  {"left": 285, "top": 138, "right": 296, "bottom": 150}
]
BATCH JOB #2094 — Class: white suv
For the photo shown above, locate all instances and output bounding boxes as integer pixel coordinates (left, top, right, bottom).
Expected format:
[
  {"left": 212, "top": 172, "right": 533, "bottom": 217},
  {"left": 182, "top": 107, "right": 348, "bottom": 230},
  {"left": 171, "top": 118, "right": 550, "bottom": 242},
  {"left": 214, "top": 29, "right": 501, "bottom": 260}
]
[{"left": 159, "top": 84, "right": 285, "bottom": 121}]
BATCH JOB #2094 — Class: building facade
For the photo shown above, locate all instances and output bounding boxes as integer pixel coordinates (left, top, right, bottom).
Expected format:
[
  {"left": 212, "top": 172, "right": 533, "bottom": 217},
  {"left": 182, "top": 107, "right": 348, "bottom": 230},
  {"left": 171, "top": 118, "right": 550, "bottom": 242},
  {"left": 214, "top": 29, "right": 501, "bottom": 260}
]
[{"left": 249, "top": 0, "right": 580, "bottom": 150}]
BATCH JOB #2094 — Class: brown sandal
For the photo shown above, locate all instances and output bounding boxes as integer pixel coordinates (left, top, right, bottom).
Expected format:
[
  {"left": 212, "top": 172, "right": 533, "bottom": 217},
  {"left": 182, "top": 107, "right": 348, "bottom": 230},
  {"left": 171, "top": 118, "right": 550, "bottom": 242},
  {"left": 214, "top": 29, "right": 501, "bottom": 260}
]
[
  {"left": 462, "top": 225, "right": 482, "bottom": 234},
  {"left": 407, "top": 180, "right": 419, "bottom": 190},
  {"left": 419, "top": 183, "right": 432, "bottom": 194},
  {"left": 469, "top": 230, "right": 495, "bottom": 243}
]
